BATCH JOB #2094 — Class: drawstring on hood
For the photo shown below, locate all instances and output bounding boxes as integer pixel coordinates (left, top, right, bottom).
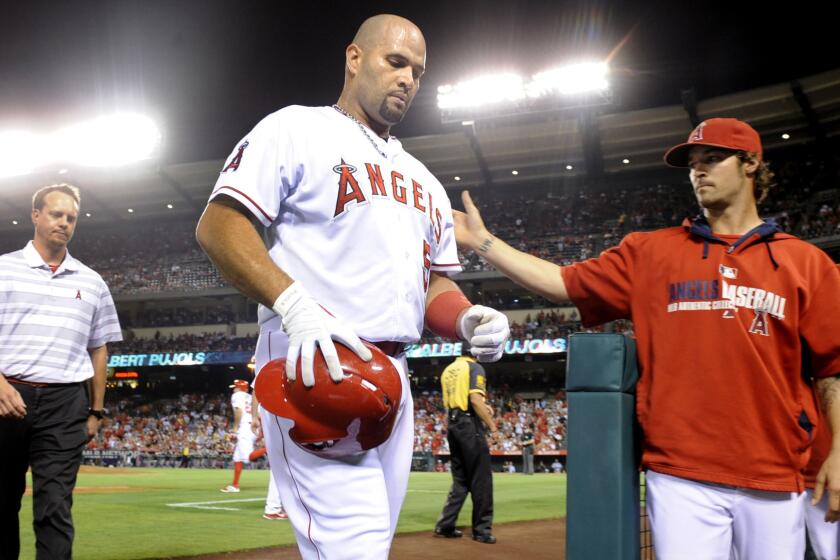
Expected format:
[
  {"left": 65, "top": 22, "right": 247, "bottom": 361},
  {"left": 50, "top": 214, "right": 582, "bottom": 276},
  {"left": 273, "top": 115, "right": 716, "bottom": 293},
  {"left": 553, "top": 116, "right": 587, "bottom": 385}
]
[{"left": 685, "top": 215, "right": 782, "bottom": 269}]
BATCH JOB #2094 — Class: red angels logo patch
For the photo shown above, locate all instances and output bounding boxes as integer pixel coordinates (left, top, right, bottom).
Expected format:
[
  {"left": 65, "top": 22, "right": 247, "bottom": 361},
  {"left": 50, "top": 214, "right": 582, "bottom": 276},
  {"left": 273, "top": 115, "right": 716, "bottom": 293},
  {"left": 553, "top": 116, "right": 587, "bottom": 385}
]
[
  {"left": 690, "top": 122, "right": 706, "bottom": 142},
  {"left": 222, "top": 141, "right": 249, "bottom": 173}
]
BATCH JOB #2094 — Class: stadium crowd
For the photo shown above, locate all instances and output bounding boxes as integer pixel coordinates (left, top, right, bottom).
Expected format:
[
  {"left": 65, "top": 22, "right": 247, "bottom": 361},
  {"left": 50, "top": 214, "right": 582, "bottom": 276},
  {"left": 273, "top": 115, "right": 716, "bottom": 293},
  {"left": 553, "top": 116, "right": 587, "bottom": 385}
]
[
  {"left": 112, "top": 332, "right": 258, "bottom": 355},
  {"left": 413, "top": 390, "right": 567, "bottom": 456},
  {"left": 85, "top": 390, "right": 567, "bottom": 466},
  {"left": 2, "top": 143, "right": 835, "bottom": 297}
]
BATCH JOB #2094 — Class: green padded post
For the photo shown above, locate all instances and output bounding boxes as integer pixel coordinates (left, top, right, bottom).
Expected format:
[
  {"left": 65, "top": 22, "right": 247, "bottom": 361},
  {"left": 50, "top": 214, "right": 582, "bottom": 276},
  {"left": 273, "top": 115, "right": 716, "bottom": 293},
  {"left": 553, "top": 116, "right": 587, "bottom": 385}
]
[{"left": 566, "top": 333, "right": 641, "bottom": 560}]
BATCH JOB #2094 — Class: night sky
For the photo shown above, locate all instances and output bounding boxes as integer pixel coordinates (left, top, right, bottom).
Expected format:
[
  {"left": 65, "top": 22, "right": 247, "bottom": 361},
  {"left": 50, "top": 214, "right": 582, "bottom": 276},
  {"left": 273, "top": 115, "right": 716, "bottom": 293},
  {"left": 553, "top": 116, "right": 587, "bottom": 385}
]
[{"left": 1, "top": 0, "right": 834, "bottom": 164}]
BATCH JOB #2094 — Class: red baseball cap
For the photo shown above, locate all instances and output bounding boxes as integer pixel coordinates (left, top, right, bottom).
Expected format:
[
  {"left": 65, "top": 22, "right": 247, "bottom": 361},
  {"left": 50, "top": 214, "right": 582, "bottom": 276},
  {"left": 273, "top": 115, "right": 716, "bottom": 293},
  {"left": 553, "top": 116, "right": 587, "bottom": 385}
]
[
  {"left": 664, "top": 118, "right": 762, "bottom": 167},
  {"left": 229, "top": 379, "right": 250, "bottom": 391}
]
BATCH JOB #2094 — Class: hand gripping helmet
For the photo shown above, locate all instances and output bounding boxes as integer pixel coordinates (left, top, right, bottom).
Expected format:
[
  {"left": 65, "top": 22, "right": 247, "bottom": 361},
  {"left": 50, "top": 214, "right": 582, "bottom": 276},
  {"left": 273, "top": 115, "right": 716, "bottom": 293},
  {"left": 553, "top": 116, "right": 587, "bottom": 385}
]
[{"left": 254, "top": 342, "right": 402, "bottom": 458}]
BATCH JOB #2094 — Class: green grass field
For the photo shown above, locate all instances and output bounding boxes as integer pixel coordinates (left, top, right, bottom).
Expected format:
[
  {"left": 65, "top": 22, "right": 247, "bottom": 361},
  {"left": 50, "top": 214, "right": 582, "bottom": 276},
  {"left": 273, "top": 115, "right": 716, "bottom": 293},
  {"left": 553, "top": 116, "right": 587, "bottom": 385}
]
[{"left": 17, "top": 468, "right": 565, "bottom": 560}]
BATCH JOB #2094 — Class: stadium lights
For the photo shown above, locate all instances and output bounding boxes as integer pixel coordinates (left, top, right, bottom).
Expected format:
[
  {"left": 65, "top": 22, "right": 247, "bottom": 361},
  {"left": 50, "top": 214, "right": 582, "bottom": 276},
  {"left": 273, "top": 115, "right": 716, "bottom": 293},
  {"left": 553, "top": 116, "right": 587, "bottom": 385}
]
[
  {"left": 166, "top": 203, "right": 173, "bottom": 209},
  {"left": 782, "top": 133, "right": 790, "bottom": 140},
  {"left": 438, "top": 73, "right": 525, "bottom": 110},
  {"left": 566, "top": 165, "right": 574, "bottom": 170},
  {"left": 54, "top": 114, "right": 161, "bottom": 167},
  {"left": 622, "top": 158, "right": 630, "bottom": 164},
  {"left": 454, "top": 176, "right": 461, "bottom": 181},
  {"left": 0, "top": 131, "right": 45, "bottom": 178},
  {"left": 0, "top": 113, "right": 161, "bottom": 179},
  {"left": 437, "top": 62, "right": 609, "bottom": 110}
]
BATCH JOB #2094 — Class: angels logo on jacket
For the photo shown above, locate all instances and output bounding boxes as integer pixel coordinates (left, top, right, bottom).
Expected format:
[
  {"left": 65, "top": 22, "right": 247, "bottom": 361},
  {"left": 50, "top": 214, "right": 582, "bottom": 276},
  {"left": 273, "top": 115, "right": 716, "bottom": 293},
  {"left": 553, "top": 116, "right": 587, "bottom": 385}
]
[{"left": 666, "top": 278, "right": 787, "bottom": 336}]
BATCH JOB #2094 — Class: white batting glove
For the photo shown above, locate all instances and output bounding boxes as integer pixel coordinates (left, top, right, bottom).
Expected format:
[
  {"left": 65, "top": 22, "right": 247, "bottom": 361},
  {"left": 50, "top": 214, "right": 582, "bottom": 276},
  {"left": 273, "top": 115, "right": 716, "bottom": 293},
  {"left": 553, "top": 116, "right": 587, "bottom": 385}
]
[
  {"left": 272, "top": 282, "right": 372, "bottom": 387},
  {"left": 458, "top": 305, "right": 510, "bottom": 362}
]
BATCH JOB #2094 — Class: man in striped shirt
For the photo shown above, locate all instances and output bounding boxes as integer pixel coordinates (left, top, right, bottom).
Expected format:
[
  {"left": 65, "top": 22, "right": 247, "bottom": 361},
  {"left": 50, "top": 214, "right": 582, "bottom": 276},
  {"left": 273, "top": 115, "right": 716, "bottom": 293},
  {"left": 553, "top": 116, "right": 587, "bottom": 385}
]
[{"left": 0, "top": 184, "right": 122, "bottom": 560}]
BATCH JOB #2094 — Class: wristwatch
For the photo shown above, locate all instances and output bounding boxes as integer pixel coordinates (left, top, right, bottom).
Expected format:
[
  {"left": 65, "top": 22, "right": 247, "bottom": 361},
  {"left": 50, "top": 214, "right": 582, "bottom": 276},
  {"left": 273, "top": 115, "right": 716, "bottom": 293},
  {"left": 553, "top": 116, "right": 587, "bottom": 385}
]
[{"left": 88, "top": 408, "right": 104, "bottom": 420}]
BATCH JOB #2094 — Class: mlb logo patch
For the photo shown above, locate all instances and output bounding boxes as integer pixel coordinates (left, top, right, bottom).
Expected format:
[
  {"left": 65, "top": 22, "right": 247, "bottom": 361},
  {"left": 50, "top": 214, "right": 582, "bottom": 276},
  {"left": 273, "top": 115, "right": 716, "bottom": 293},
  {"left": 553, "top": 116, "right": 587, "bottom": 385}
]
[{"left": 719, "top": 265, "right": 738, "bottom": 279}]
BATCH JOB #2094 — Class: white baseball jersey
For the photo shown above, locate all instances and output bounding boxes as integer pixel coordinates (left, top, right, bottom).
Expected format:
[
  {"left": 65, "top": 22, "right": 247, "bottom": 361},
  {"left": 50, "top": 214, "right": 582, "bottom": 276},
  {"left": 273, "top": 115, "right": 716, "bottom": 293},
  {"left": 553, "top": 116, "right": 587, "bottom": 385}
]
[
  {"left": 230, "top": 391, "right": 253, "bottom": 438},
  {"left": 209, "top": 105, "right": 460, "bottom": 559},
  {"left": 209, "top": 105, "right": 462, "bottom": 356}
]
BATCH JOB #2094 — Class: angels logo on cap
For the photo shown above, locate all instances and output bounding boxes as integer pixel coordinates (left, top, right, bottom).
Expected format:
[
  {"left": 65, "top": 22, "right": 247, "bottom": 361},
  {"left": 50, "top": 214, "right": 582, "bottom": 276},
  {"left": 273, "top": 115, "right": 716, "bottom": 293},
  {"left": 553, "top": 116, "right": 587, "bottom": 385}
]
[
  {"left": 690, "top": 122, "right": 706, "bottom": 142},
  {"left": 664, "top": 118, "right": 762, "bottom": 168}
]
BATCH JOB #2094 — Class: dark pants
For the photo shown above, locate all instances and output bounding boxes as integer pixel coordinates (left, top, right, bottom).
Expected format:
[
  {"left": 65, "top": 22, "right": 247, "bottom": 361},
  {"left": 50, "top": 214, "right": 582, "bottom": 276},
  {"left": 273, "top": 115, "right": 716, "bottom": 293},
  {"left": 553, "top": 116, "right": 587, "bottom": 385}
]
[
  {"left": 522, "top": 445, "right": 534, "bottom": 474},
  {"left": 435, "top": 411, "right": 493, "bottom": 536},
  {"left": 0, "top": 382, "right": 88, "bottom": 560}
]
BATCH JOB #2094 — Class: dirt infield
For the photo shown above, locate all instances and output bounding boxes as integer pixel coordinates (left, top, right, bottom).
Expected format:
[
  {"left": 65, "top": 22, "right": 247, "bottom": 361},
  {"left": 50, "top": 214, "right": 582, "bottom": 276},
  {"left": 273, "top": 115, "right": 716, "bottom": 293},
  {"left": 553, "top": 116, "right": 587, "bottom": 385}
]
[{"left": 183, "top": 518, "right": 565, "bottom": 560}]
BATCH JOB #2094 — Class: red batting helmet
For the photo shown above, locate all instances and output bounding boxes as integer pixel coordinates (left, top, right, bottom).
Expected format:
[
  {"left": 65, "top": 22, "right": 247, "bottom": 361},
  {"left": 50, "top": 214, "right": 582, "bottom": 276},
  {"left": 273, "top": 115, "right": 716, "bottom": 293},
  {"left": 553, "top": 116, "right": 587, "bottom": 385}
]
[
  {"left": 229, "top": 379, "right": 250, "bottom": 391},
  {"left": 254, "top": 342, "right": 402, "bottom": 458}
]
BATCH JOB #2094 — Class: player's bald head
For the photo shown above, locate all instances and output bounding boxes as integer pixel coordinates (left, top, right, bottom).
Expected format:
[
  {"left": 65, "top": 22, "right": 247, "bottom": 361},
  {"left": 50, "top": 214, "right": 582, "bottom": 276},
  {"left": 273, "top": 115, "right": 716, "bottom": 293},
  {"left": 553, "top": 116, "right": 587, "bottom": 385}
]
[
  {"left": 352, "top": 14, "right": 425, "bottom": 53},
  {"left": 337, "top": 14, "right": 426, "bottom": 135}
]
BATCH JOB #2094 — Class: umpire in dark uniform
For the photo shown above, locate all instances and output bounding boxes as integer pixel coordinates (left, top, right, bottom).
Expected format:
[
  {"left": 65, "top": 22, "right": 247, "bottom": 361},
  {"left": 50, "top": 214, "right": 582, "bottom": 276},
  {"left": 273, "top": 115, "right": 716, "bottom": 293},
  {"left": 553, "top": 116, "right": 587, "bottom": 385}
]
[
  {"left": 0, "top": 185, "right": 122, "bottom": 560},
  {"left": 433, "top": 350, "right": 497, "bottom": 544}
]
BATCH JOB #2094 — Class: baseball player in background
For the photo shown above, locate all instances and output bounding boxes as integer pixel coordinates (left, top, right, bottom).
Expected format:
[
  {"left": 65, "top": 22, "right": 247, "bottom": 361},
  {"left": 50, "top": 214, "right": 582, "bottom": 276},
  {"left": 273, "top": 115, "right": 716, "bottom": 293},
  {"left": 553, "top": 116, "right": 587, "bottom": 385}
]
[
  {"left": 453, "top": 118, "right": 840, "bottom": 559},
  {"left": 220, "top": 379, "right": 258, "bottom": 493},
  {"left": 196, "top": 13, "right": 509, "bottom": 559}
]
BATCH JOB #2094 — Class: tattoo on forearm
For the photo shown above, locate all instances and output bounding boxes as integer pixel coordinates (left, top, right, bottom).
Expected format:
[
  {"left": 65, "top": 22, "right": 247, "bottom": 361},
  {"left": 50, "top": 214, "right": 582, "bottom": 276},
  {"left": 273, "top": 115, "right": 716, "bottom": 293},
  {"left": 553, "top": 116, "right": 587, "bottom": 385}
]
[
  {"left": 817, "top": 375, "right": 840, "bottom": 413},
  {"left": 479, "top": 236, "right": 494, "bottom": 254}
]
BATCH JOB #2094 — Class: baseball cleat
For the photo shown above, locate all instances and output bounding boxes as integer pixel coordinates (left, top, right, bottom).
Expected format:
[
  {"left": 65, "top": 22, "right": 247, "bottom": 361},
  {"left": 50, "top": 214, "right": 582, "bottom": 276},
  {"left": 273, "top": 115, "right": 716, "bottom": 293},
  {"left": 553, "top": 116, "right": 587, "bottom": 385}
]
[
  {"left": 434, "top": 527, "right": 463, "bottom": 538},
  {"left": 472, "top": 533, "right": 496, "bottom": 544},
  {"left": 220, "top": 485, "right": 240, "bottom": 493}
]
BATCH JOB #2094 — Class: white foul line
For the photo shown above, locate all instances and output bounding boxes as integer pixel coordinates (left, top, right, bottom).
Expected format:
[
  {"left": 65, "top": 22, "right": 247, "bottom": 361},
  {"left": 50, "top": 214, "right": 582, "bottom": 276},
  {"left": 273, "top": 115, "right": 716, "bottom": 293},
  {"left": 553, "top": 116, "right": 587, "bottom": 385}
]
[{"left": 166, "top": 498, "right": 265, "bottom": 511}]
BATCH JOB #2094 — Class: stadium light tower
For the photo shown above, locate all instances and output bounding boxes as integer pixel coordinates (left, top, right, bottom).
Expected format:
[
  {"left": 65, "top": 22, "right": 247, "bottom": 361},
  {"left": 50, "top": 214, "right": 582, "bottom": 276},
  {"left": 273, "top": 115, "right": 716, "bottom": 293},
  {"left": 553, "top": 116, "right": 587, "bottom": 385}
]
[
  {"left": 437, "top": 61, "right": 612, "bottom": 124},
  {"left": 0, "top": 113, "right": 162, "bottom": 179}
]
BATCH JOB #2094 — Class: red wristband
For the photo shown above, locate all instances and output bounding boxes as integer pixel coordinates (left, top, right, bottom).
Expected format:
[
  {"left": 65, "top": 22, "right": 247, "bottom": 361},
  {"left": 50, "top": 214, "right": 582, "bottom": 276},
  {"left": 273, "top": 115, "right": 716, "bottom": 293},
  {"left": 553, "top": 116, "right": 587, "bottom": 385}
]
[{"left": 426, "top": 291, "right": 472, "bottom": 339}]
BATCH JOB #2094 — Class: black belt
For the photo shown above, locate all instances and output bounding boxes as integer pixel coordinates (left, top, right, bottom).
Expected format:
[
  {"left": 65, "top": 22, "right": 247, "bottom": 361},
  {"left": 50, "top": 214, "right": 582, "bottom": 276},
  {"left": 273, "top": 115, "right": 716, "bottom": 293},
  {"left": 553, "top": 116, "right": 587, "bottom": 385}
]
[
  {"left": 5, "top": 377, "right": 83, "bottom": 389},
  {"left": 371, "top": 341, "right": 406, "bottom": 358},
  {"left": 448, "top": 409, "right": 473, "bottom": 422}
]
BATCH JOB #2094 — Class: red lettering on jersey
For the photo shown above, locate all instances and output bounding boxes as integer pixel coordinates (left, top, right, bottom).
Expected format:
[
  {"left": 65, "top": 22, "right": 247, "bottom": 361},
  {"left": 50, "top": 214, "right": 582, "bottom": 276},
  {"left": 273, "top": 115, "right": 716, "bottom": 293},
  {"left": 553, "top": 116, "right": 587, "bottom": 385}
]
[
  {"left": 333, "top": 159, "right": 366, "bottom": 216},
  {"left": 427, "top": 192, "right": 435, "bottom": 222},
  {"left": 412, "top": 180, "right": 426, "bottom": 212},
  {"left": 391, "top": 171, "right": 407, "bottom": 204},
  {"left": 749, "top": 310, "right": 770, "bottom": 336},
  {"left": 222, "top": 141, "right": 249, "bottom": 172},
  {"left": 422, "top": 240, "right": 431, "bottom": 291},
  {"left": 365, "top": 163, "right": 387, "bottom": 196},
  {"left": 76, "top": 289, "right": 82, "bottom": 300},
  {"left": 434, "top": 208, "right": 443, "bottom": 243}
]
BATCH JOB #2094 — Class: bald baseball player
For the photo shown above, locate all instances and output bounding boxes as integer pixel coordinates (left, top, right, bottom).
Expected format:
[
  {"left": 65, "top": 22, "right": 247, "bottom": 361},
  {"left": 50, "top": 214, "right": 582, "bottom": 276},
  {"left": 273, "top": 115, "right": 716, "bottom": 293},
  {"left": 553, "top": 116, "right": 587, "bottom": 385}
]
[
  {"left": 196, "top": 14, "right": 510, "bottom": 559},
  {"left": 453, "top": 118, "right": 840, "bottom": 559}
]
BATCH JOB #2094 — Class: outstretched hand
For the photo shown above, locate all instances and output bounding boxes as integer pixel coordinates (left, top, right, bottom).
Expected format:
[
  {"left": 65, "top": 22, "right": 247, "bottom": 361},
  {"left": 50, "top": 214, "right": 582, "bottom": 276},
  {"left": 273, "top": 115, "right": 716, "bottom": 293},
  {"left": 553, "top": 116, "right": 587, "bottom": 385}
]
[
  {"left": 814, "top": 449, "right": 840, "bottom": 522},
  {"left": 453, "top": 191, "right": 491, "bottom": 252}
]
